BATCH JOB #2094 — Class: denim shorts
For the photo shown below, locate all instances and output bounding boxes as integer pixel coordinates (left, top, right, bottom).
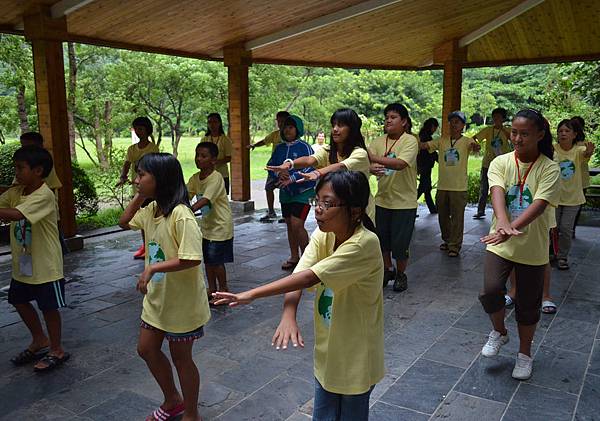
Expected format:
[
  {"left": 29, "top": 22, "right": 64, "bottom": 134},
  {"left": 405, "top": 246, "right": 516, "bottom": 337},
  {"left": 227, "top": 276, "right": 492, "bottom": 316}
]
[
  {"left": 202, "top": 238, "right": 234, "bottom": 265},
  {"left": 312, "top": 378, "right": 374, "bottom": 421}
]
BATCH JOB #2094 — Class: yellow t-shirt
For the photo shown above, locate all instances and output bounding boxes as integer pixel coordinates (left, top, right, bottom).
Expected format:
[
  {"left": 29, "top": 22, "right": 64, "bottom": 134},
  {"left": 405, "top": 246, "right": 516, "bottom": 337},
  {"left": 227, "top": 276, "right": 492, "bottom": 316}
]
[
  {"left": 475, "top": 126, "right": 512, "bottom": 168},
  {"left": 312, "top": 145, "right": 375, "bottom": 222},
  {"left": 487, "top": 152, "right": 560, "bottom": 266},
  {"left": 576, "top": 141, "right": 591, "bottom": 189},
  {"left": 428, "top": 135, "right": 477, "bottom": 192},
  {"left": 203, "top": 135, "right": 233, "bottom": 180},
  {"left": 262, "top": 130, "right": 282, "bottom": 153},
  {"left": 129, "top": 202, "right": 211, "bottom": 333},
  {"left": 554, "top": 144, "right": 588, "bottom": 206},
  {"left": 294, "top": 225, "right": 384, "bottom": 394},
  {"left": 13, "top": 165, "right": 62, "bottom": 220},
  {"left": 369, "top": 133, "right": 419, "bottom": 209},
  {"left": 126, "top": 141, "right": 160, "bottom": 181},
  {"left": 0, "top": 184, "right": 63, "bottom": 285},
  {"left": 187, "top": 170, "right": 233, "bottom": 241}
]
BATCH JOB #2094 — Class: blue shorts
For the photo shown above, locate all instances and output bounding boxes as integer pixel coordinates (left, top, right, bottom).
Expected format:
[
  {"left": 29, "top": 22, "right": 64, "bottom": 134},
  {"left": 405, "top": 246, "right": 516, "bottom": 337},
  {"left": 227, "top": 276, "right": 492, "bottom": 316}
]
[
  {"left": 8, "top": 278, "right": 66, "bottom": 312},
  {"left": 202, "top": 238, "right": 234, "bottom": 265},
  {"left": 140, "top": 320, "right": 204, "bottom": 342}
]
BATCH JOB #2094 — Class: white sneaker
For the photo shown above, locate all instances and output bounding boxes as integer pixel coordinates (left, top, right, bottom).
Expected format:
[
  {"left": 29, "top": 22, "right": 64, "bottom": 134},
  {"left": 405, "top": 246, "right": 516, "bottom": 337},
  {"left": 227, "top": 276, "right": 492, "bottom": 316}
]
[
  {"left": 512, "top": 353, "right": 533, "bottom": 380},
  {"left": 481, "top": 330, "right": 509, "bottom": 357}
]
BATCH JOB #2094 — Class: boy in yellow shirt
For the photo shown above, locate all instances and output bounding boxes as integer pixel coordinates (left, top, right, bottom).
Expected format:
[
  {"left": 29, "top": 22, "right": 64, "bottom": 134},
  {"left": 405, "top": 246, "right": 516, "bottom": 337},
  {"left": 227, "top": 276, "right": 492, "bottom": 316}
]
[
  {"left": 0, "top": 145, "right": 69, "bottom": 372},
  {"left": 473, "top": 108, "right": 512, "bottom": 219},
  {"left": 420, "top": 111, "right": 480, "bottom": 256},
  {"left": 187, "top": 142, "right": 234, "bottom": 305},
  {"left": 369, "top": 103, "right": 419, "bottom": 292},
  {"left": 248, "top": 111, "right": 290, "bottom": 222}
]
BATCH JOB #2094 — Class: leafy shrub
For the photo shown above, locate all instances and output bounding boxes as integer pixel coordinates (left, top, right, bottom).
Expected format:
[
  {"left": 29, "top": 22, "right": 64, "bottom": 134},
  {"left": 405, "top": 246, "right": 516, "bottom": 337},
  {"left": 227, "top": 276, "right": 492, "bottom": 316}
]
[
  {"left": 467, "top": 172, "right": 482, "bottom": 204},
  {"left": 0, "top": 141, "right": 19, "bottom": 185},
  {"left": 72, "top": 161, "right": 99, "bottom": 215},
  {"left": 76, "top": 207, "right": 122, "bottom": 231},
  {"left": 89, "top": 147, "right": 130, "bottom": 209}
]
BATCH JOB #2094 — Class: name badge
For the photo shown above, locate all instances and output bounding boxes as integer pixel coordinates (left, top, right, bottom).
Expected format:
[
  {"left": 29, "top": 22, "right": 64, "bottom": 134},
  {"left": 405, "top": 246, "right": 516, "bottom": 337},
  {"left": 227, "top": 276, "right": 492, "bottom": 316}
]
[
  {"left": 19, "top": 254, "right": 33, "bottom": 277},
  {"left": 195, "top": 194, "right": 211, "bottom": 216},
  {"left": 445, "top": 148, "right": 459, "bottom": 166},
  {"left": 384, "top": 152, "right": 396, "bottom": 176}
]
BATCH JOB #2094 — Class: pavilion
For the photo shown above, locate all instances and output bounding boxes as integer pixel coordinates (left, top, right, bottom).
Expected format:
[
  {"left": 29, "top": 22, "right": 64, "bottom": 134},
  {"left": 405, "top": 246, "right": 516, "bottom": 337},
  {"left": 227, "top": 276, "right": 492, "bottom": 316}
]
[{"left": 1, "top": 0, "right": 599, "bottom": 247}]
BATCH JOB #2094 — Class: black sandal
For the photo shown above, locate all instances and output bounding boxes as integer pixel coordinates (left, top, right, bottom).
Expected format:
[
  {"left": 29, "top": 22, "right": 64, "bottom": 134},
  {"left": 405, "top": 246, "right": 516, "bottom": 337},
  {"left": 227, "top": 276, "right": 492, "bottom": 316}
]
[
  {"left": 10, "top": 348, "right": 48, "bottom": 366},
  {"left": 34, "top": 352, "right": 70, "bottom": 372}
]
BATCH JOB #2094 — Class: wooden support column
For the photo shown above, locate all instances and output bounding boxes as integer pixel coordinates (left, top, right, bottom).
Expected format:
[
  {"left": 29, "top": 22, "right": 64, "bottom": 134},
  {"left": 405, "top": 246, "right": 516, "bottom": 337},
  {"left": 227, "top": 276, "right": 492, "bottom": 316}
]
[
  {"left": 434, "top": 40, "right": 466, "bottom": 136},
  {"left": 24, "top": 9, "right": 78, "bottom": 240},
  {"left": 224, "top": 45, "right": 252, "bottom": 204}
]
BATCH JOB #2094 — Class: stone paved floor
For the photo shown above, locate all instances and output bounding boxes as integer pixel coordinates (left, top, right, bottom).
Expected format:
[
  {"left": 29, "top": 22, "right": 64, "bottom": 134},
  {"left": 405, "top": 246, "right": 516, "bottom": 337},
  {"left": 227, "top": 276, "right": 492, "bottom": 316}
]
[{"left": 1, "top": 205, "right": 600, "bottom": 421}]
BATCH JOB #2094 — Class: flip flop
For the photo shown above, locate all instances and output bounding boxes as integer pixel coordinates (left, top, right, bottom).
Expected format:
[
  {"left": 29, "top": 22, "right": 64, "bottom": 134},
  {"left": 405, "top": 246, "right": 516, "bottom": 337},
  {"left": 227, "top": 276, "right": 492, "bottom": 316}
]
[
  {"left": 557, "top": 259, "right": 569, "bottom": 270},
  {"left": 281, "top": 260, "right": 298, "bottom": 271},
  {"left": 10, "top": 348, "right": 48, "bottom": 366},
  {"left": 439, "top": 243, "right": 449, "bottom": 251},
  {"left": 146, "top": 402, "right": 185, "bottom": 421},
  {"left": 34, "top": 352, "right": 70, "bottom": 372},
  {"left": 542, "top": 300, "right": 557, "bottom": 314},
  {"left": 447, "top": 250, "right": 459, "bottom": 257}
]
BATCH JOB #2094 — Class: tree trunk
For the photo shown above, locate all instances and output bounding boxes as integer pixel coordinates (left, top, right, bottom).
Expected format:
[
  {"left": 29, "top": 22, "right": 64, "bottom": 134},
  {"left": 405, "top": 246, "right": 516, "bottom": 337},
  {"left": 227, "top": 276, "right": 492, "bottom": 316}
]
[
  {"left": 16, "top": 85, "right": 29, "bottom": 134},
  {"left": 67, "top": 42, "right": 78, "bottom": 159},
  {"left": 102, "top": 100, "right": 113, "bottom": 162},
  {"left": 94, "top": 114, "right": 108, "bottom": 168}
]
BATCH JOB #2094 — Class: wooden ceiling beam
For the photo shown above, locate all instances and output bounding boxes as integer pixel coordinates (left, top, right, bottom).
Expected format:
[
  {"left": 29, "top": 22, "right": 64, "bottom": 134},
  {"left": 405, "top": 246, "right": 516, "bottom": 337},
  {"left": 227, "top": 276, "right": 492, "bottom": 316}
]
[
  {"left": 459, "top": 0, "right": 546, "bottom": 47},
  {"left": 51, "top": 0, "right": 96, "bottom": 19},
  {"left": 245, "top": 0, "right": 403, "bottom": 51}
]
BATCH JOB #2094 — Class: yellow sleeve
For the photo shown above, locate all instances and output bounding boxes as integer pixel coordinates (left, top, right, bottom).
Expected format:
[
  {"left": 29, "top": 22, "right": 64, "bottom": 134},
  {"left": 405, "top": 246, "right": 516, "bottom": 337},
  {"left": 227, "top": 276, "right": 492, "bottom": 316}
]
[
  {"left": 0, "top": 187, "right": 16, "bottom": 208},
  {"left": 186, "top": 174, "right": 198, "bottom": 198},
  {"left": 126, "top": 145, "right": 135, "bottom": 163},
  {"left": 294, "top": 229, "right": 322, "bottom": 273},
  {"left": 129, "top": 202, "right": 153, "bottom": 231},
  {"left": 312, "top": 146, "right": 330, "bottom": 169},
  {"left": 45, "top": 167, "right": 62, "bottom": 190},
  {"left": 427, "top": 139, "right": 440, "bottom": 153},
  {"left": 151, "top": 143, "right": 160, "bottom": 153},
  {"left": 173, "top": 208, "right": 203, "bottom": 261},
  {"left": 310, "top": 233, "right": 377, "bottom": 293},
  {"left": 487, "top": 155, "right": 507, "bottom": 191},
  {"left": 534, "top": 163, "right": 560, "bottom": 207},
  {"left": 474, "top": 127, "right": 489, "bottom": 140},
  {"left": 223, "top": 136, "right": 232, "bottom": 157},
  {"left": 578, "top": 145, "right": 591, "bottom": 162},
  {"left": 15, "top": 188, "right": 55, "bottom": 224},
  {"left": 341, "top": 147, "right": 369, "bottom": 171},
  {"left": 202, "top": 175, "right": 225, "bottom": 203},
  {"left": 397, "top": 137, "right": 418, "bottom": 167}
]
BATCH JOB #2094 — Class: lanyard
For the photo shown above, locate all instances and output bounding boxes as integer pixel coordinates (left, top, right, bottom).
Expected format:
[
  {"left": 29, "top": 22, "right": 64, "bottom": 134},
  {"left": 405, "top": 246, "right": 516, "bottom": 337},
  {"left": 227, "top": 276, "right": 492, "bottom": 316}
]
[
  {"left": 384, "top": 135, "right": 401, "bottom": 156},
  {"left": 450, "top": 136, "right": 460, "bottom": 148},
  {"left": 514, "top": 153, "right": 538, "bottom": 207}
]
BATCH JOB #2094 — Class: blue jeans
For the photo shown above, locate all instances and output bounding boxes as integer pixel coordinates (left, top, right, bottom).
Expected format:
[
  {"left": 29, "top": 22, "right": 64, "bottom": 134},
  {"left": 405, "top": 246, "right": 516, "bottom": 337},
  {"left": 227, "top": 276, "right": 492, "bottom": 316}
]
[{"left": 313, "top": 378, "right": 374, "bottom": 421}]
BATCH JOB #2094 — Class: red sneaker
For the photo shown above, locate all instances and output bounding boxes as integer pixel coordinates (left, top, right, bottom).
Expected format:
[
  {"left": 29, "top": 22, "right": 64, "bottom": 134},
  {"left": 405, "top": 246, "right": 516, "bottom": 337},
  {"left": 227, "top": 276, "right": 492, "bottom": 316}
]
[{"left": 133, "top": 245, "right": 145, "bottom": 260}]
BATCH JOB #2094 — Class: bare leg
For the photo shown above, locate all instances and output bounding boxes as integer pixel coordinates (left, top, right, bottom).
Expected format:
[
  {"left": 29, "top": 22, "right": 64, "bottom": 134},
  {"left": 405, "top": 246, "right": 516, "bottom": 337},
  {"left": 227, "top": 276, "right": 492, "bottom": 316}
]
[
  {"left": 542, "top": 264, "right": 552, "bottom": 301},
  {"left": 285, "top": 217, "right": 300, "bottom": 262},
  {"left": 382, "top": 251, "right": 393, "bottom": 270},
  {"left": 13, "top": 303, "right": 49, "bottom": 351},
  {"left": 291, "top": 215, "right": 309, "bottom": 255},
  {"left": 138, "top": 327, "right": 183, "bottom": 410},
  {"left": 488, "top": 308, "right": 508, "bottom": 336},
  {"left": 266, "top": 190, "right": 275, "bottom": 214},
  {"left": 34, "top": 309, "right": 66, "bottom": 369},
  {"left": 170, "top": 340, "right": 201, "bottom": 421},
  {"left": 205, "top": 265, "right": 217, "bottom": 294},
  {"left": 396, "top": 258, "right": 408, "bottom": 274},
  {"left": 213, "top": 264, "right": 228, "bottom": 292}
]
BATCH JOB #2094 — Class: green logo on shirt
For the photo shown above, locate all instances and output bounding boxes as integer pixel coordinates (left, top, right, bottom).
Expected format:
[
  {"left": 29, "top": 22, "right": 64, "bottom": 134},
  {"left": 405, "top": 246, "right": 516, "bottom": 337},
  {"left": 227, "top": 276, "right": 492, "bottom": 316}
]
[
  {"left": 444, "top": 148, "right": 459, "bottom": 166},
  {"left": 559, "top": 160, "right": 575, "bottom": 180},
  {"left": 318, "top": 287, "right": 334, "bottom": 328},
  {"left": 14, "top": 219, "right": 32, "bottom": 248},
  {"left": 148, "top": 240, "right": 165, "bottom": 281},
  {"left": 506, "top": 184, "right": 533, "bottom": 211}
]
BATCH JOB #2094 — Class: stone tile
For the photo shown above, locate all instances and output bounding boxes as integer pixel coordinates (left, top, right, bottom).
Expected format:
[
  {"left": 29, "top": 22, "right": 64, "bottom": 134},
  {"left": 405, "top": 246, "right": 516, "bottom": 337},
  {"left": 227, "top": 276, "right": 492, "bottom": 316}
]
[
  {"left": 526, "top": 346, "right": 588, "bottom": 394},
  {"left": 370, "top": 402, "right": 429, "bottom": 421},
  {"left": 219, "top": 375, "right": 312, "bottom": 421},
  {"left": 498, "top": 317, "right": 547, "bottom": 358},
  {"left": 1, "top": 398, "right": 75, "bottom": 420},
  {"left": 79, "top": 390, "right": 158, "bottom": 420},
  {"left": 379, "top": 358, "right": 464, "bottom": 414},
  {"left": 285, "top": 411, "right": 312, "bottom": 421},
  {"left": 453, "top": 303, "right": 492, "bottom": 335},
  {"left": 574, "top": 374, "right": 600, "bottom": 421},
  {"left": 503, "top": 383, "right": 577, "bottom": 421},
  {"left": 216, "top": 354, "right": 293, "bottom": 394},
  {"left": 455, "top": 354, "right": 519, "bottom": 403},
  {"left": 383, "top": 332, "right": 431, "bottom": 375},
  {"left": 588, "top": 341, "right": 600, "bottom": 376},
  {"left": 568, "top": 275, "right": 600, "bottom": 303},
  {"left": 431, "top": 391, "right": 505, "bottom": 421},
  {"left": 199, "top": 381, "right": 246, "bottom": 420},
  {"left": 543, "top": 317, "right": 597, "bottom": 353},
  {"left": 423, "top": 328, "right": 486, "bottom": 369},
  {"left": 556, "top": 297, "right": 600, "bottom": 324}
]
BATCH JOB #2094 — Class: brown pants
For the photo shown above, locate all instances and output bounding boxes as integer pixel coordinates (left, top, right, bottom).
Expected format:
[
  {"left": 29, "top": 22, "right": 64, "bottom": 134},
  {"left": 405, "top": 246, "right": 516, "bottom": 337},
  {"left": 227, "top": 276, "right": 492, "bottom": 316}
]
[
  {"left": 480, "top": 251, "right": 545, "bottom": 326},
  {"left": 436, "top": 190, "right": 467, "bottom": 252}
]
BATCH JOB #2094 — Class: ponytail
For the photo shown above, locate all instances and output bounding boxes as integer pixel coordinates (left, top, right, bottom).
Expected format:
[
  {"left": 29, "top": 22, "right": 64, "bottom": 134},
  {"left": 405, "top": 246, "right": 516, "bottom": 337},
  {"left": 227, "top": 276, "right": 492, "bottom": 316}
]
[{"left": 514, "top": 109, "right": 553, "bottom": 160}]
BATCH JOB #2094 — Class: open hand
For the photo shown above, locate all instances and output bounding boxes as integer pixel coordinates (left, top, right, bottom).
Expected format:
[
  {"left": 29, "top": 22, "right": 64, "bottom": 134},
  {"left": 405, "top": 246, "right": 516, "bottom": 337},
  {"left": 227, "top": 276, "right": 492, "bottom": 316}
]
[
  {"left": 370, "top": 163, "right": 386, "bottom": 177},
  {"left": 298, "top": 171, "right": 320, "bottom": 183},
  {"left": 266, "top": 163, "right": 292, "bottom": 174},
  {"left": 212, "top": 291, "right": 253, "bottom": 307},
  {"left": 272, "top": 316, "right": 304, "bottom": 350}
]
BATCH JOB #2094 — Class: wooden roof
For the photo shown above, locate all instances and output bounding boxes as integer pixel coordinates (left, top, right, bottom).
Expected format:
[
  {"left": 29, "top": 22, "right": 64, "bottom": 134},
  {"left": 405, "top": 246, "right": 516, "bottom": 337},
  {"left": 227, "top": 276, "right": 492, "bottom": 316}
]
[{"left": 2, "top": 0, "right": 599, "bottom": 69}]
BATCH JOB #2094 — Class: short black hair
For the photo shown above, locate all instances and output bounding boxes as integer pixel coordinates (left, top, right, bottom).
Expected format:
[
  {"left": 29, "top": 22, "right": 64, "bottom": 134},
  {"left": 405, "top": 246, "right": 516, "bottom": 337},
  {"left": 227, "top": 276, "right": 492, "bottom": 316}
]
[
  {"left": 276, "top": 111, "right": 290, "bottom": 119},
  {"left": 206, "top": 113, "right": 225, "bottom": 136},
  {"left": 491, "top": 107, "right": 508, "bottom": 120},
  {"left": 383, "top": 103, "right": 409, "bottom": 119},
  {"left": 196, "top": 141, "right": 219, "bottom": 158},
  {"left": 132, "top": 116, "right": 153, "bottom": 134},
  {"left": 13, "top": 145, "right": 53, "bottom": 178},
  {"left": 20, "top": 131, "right": 44, "bottom": 146}
]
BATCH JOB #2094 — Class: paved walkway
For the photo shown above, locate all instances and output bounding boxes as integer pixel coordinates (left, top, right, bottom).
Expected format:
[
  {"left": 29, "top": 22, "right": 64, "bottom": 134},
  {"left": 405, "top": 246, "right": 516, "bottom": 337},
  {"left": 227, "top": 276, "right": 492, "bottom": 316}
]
[{"left": 1, "top": 205, "right": 599, "bottom": 420}]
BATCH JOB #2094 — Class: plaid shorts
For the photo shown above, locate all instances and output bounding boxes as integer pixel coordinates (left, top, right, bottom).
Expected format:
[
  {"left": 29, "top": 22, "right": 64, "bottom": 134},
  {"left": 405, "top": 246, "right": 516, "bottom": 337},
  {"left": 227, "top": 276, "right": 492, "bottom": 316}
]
[{"left": 140, "top": 320, "right": 204, "bottom": 342}]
